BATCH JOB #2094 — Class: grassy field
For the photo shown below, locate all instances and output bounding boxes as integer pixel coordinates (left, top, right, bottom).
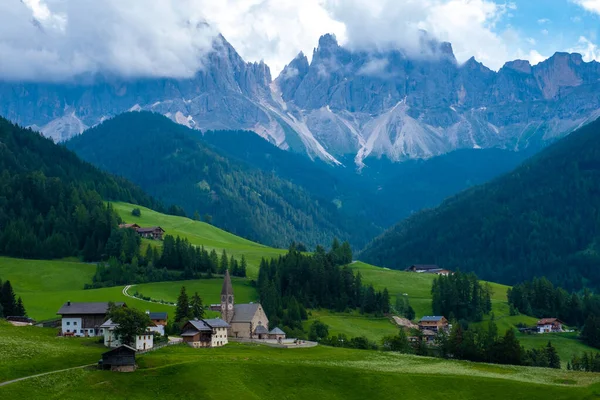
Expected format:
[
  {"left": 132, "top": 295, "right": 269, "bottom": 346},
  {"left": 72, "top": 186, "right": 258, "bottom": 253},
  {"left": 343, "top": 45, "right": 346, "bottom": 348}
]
[
  {"left": 0, "top": 321, "right": 104, "bottom": 383},
  {"left": 2, "top": 341, "right": 600, "bottom": 399},
  {"left": 305, "top": 309, "right": 398, "bottom": 342},
  {"left": 113, "top": 202, "right": 286, "bottom": 277}
]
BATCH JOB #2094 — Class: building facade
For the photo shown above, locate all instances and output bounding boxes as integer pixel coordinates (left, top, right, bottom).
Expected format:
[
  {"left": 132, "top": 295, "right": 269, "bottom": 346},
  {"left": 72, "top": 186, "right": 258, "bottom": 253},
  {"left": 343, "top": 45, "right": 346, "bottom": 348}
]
[
  {"left": 181, "top": 318, "right": 230, "bottom": 348},
  {"left": 537, "top": 318, "right": 564, "bottom": 333},
  {"left": 100, "top": 319, "right": 154, "bottom": 351},
  {"left": 418, "top": 316, "right": 449, "bottom": 332},
  {"left": 57, "top": 301, "right": 125, "bottom": 337}
]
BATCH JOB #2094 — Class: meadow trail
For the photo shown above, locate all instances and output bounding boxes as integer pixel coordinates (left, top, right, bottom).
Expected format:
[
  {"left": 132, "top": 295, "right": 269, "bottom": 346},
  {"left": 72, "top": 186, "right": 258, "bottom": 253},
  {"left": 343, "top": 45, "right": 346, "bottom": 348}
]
[
  {"left": 122, "top": 285, "right": 176, "bottom": 307},
  {"left": 0, "top": 364, "right": 94, "bottom": 387}
]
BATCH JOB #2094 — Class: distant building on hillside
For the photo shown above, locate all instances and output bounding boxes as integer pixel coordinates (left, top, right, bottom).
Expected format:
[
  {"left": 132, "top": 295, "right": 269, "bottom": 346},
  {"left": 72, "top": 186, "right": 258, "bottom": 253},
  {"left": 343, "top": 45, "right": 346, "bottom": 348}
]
[
  {"left": 220, "top": 270, "right": 269, "bottom": 338},
  {"left": 118, "top": 223, "right": 141, "bottom": 230},
  {"left": 57, "top": 301, "right": 126, "bottom": 337},
  {"left": 418, "top": 316, "right": 449, "bottom": 333},
  {"left": 537, "top": 318, "right": 564, "bottom": 333},
  {"left": 99, "top": 345, "right": 137, "bottom": 372},
  {"left": 146, "top": 311, "right": 168, "bottom": 335},
  {"left": 405, "top": 265, "right": 453, "bottom": 276},
  {"left": 136, "top": 226, "right": 165, "bottom": 240}
]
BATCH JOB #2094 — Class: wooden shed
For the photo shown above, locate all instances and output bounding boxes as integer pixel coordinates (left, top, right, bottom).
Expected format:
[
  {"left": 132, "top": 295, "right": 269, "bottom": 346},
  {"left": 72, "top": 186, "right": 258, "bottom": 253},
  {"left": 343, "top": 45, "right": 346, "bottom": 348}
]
[{"left": 99, "top": 345, "right": 136, "bottom": 372}]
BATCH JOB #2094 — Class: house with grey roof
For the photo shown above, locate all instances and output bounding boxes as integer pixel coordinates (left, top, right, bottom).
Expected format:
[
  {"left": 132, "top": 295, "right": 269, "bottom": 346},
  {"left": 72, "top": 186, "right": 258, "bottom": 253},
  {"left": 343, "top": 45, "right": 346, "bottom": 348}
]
[
  {"left": 269, "top": 327, "right": 286, "bottom": 342},
  {"left": 220, "top": 270, "right": 269, "bottom": 339},
  {"left": 56, "top": 301, "right": 125, "bottom": 337},
  {"left": 418, "top": 316, "right": 449, "bottom": 332},
  {"left": 181, "top": 317, "right": 230, "bottom": 347},
  {"left": 405, "top": 265, "right": 453, "bottom": 276},
  {"left": 100, "top": 319, "right": 154, "bottom": 351},
  {"left": 145, "top": 311, "right": 168, "bottom": 335}
]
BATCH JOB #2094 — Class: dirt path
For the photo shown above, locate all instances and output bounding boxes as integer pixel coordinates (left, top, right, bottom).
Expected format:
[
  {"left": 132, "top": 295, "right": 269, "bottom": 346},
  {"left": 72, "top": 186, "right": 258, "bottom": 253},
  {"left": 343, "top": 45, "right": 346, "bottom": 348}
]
[
  {"left": 0, "top": 364, "right": 94, "bottom": 388},
  {"left": 122, "top": 285, "right": 175, "bottom": 306}
]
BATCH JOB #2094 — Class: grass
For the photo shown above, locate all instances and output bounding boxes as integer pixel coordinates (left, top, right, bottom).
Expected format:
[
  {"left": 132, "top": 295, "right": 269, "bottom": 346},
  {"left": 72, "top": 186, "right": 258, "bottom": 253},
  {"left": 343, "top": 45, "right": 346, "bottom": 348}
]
[
  {"left": 113, "top": 202, "right": 286, "bottom": 277},
  {"left": 306, "top": 310, "right": 398, "bottom": 343},
  {"left": 2, "top": 342, "right": 600, "bottom": 399},
  {"left": 0, "top": 321, "right": 104, "bottom": 383},
  {"left": 518, "top": 332, "right": 600, "bottom": 366}
]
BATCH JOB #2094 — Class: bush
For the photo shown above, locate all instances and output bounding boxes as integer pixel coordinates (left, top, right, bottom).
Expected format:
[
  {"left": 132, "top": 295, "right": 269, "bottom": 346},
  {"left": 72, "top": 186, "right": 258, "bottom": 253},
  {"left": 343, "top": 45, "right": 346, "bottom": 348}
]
[{"left": 132, "top": 208, "right": 141, "bottom": 217}]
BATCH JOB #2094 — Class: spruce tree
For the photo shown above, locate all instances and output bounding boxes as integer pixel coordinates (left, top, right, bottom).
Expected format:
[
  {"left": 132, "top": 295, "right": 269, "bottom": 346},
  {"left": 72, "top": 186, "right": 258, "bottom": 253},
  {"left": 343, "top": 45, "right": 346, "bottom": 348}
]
[
  {"left": 219, "top": 250, "right": 228, "bottom": 274},
  {"left": 175, "top": 286, "right": 191, "bottom": 323},
  {"left": 190, "top": 292, "right": 205, "bottom": 320},
  {"left": 15, "top": 297, "right": 26, "bottom": 317},
  {"left": 0, "top": 281, "right": 17, "bottom": 317},
  {"left": 545, "top": 341, "right": 561, "bottom": 369}
]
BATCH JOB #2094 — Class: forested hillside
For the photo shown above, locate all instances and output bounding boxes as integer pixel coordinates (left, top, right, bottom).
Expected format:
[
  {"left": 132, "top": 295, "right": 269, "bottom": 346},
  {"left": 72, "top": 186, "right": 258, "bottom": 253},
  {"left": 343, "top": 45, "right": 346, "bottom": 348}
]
[
  {"left": 360, "top": 117, "right": 600, "bottom": 291},
  {"left": 66, "top": 112, "right": 379, "bottom": 249},
  {"left": 202, "top": 129, "right": 531, "bottom": 228},
  {"left": 0, "top": 117, "right": 156, "bottom": 259}
]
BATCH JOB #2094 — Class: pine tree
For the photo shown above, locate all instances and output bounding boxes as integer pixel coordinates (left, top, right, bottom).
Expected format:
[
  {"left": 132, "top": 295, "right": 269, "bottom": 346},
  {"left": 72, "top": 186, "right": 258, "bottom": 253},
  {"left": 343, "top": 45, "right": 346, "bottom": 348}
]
[
  {"left": 190, "top": 292, "right": 205, "bottom": 320},
  {"left": 15, "top": 297, "right": 26, "bottom": 317},
  {"left": 175, "top": 286, "right": 191, "bottom": 323},
  {"left": 545, "top": 341, "right": 561, "bottom": 369},
  {"left": 239, "top": 255, "right": 247, "bottom": 277},
  {"left": 0, "top": 280, "right": 18, "bottom": 317},
  {"left": 219, "top": 250, "right": 228, "bottom": 274}
]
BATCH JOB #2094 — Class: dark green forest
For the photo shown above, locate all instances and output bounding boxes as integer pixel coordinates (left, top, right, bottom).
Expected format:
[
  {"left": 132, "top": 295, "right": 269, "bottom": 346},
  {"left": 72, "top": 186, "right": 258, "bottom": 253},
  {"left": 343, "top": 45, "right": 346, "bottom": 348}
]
[
  {"left": 360, "top": 117, "right": 600, "bottom": 290},
  {"left": 66, "top": 112, "right": 380, "bottom": 249},
  {"left": 431, "top": 271, "right": 492, "bottom": 322},
  {"left": 0, "top": 117, "right": 156, "bottom": 259}
]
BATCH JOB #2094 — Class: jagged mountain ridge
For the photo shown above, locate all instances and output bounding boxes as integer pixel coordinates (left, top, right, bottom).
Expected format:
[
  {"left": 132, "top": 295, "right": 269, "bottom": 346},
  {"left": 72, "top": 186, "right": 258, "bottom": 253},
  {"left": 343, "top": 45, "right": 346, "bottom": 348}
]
[{"left": 2, "top": 33, "right": 600, "bottom": 166}]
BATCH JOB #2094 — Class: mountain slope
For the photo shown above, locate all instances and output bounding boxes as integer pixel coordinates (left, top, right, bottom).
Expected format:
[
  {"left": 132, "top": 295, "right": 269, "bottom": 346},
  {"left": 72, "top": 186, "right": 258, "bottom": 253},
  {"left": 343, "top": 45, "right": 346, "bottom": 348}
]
[
  {"left": 66, "top": 112, "right": 379, "bottom": 248},
  {"left": 0, "top": 116, "right": 157, "bottom": 259},
  {"left": 360, "top": 117, "right": 600, "bottom": 290},
  {"left": 3, "top": 33, "right": 600, "bottom": 166}
]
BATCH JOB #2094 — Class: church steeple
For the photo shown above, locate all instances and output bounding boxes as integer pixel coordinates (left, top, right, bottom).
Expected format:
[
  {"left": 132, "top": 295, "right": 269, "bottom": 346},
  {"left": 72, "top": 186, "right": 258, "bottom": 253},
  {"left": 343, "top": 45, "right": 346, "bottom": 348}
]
[{"left": 220, "top": 269, "right": 234, "bottom": 323}]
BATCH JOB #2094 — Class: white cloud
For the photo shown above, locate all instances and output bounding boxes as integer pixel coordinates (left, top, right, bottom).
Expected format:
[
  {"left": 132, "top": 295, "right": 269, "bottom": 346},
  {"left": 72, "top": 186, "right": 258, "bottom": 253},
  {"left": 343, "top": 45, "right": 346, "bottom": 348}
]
[
  {"left": 357, "top": 58, "right": 390, "bottom": 76},
  {"left": 0, "top": 0, "right": 547, "bottom": 80},
  {"left": 572, "top": 0, "right": 600, "bottom": 14},
  {"left": 537, "top": 18, "right": 551, "bottom": 24},
  {"left": 526, "top": 37, "right": 537, "bottom": 45},
  {"left": 569, "top": 36, "right": 600, "bottom": 61},
  {"left": 541, "top": 29, "right": 549, "bottom": 35}
]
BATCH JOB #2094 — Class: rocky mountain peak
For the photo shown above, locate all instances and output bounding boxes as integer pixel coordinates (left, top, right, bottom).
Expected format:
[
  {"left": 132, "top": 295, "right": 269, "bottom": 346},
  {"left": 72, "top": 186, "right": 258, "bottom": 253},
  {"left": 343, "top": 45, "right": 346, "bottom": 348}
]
[{"left": 503, "top": 60, "right": 532, "bottom": 74}]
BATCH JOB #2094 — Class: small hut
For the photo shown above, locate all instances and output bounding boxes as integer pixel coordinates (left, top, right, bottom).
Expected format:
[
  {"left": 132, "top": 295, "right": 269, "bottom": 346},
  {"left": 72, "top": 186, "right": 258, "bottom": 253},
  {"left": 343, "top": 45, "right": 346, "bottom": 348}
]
[
  {"left": 254, "top": 324, "right": 269, "bottom": 339},
  {"left": 268, "top": 327, "right": 286, "bottom": 342},
  {"left": 99, "top": 345, "right": 136, "bottom": 372}
]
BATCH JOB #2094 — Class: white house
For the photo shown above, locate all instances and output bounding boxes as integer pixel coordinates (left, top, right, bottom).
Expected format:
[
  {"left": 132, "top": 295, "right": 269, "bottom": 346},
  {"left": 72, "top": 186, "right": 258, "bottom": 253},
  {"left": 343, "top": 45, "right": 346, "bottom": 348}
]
[
  {"left": 537, "top": 318, "right": 564, "bottom": 334},
  {"left": 56, "top": 301, "right": 125, "bottom": 337},
  {"left": 100, "top": 319, "right": 154, "bottom": 351}
]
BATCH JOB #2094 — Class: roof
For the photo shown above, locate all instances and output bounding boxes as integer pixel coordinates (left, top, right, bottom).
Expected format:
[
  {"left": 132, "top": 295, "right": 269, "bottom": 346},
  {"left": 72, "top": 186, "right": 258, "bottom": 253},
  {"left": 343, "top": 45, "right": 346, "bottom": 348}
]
[
  {"left": 269, "top": 327, "right": 285, "bottom": 335},
  {"left": 231, "top": 303, "right": 261, "bottom": 323},
  {"left": 57, "top": 302, "right": 125, "bottom": 315},
  {"left": 148, "top": 312, "right": 168, "bottom": 320},
  {"left": 102, "top": 344, "right": 136, "bottom": 356},
  {"left": 100, "top": 319, "right": 118, "bottom": 329},
  {"left": 254, "top": 325, "right": 269, "bottom": 334},
  {"left": 221, "top": 269, "right": 233, "bottom": 296},
  {"left": 407, "top": 265, "right": 440, "bottom": 271},
  {"left": 119, "top": 223, "right": 140, "bottom": 229},
  {"left": 419, "top": 316, "right": 446, "bottom": 322},
  {"left": 137, "top": 226, "right": 165, "bottom": 233},
  {"left": 204, "top": 318, "right": 230, "bottom": 328},
  {"left": 180, "top": 330, "right": 200, "bottom": 337},
  {"left": 538, "top": 318, "right": 563, "bottom": 325},
  {"left": 186, "top": 319, "right": 212, "bottom": 332}
]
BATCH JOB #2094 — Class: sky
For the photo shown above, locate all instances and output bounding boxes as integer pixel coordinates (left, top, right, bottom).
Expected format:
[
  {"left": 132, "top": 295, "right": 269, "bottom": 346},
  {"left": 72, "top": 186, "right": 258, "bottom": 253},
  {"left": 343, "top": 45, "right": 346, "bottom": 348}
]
[{"left": 2, "top": 0, "right": 600, "bottom": 81}]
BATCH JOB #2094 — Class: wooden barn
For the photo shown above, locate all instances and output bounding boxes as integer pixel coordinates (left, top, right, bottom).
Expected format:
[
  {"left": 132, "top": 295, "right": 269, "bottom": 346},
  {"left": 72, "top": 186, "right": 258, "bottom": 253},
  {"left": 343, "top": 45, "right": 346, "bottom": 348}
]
[{"left": 99, "top": 345, "right": 137, "bottom": 372}]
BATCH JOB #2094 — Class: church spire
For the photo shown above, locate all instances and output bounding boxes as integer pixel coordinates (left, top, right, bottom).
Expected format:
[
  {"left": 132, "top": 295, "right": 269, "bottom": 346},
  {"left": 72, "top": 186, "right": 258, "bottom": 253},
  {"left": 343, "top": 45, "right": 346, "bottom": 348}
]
[{"left": 221, "top": 269, "right": 233, "bottom": 296}]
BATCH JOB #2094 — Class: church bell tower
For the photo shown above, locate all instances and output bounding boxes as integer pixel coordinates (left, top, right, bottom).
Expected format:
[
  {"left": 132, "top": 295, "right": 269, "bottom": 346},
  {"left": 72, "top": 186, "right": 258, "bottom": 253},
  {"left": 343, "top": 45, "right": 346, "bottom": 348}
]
[{"left": 220, "top": 269, "right": 234, "bottom": 323}]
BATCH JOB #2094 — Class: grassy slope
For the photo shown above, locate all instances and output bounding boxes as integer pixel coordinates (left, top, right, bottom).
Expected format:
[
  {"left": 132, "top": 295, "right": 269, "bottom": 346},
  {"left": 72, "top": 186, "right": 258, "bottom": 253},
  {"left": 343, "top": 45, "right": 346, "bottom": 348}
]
[
  {"left": 2, "top": 343, "right": 600, "bottom": 399},
  {"left": 0, "top": 321, "right": 104, "bottom": 383},
  {"left": 113, "top": 202, "right": 286, "bottom": 278}
]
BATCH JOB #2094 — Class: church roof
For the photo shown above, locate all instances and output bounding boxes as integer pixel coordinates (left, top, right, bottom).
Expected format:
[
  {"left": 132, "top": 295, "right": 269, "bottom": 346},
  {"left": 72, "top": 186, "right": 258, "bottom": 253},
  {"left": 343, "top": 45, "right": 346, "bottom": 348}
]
[
  {"left": 231, "top": 303, "right": 261, "bottom": 323},
  {"left": 269, "top": 327, "right": 285, "bottom": 335},
  {"left": 221, "top": 269, "right": 233, "bottom": 296}
]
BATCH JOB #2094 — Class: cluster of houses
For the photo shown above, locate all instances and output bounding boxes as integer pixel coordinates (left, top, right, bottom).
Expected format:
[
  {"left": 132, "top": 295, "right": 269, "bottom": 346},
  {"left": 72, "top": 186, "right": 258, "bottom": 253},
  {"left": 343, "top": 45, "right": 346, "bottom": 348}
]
[
  {"left": 404, "top": 265, "right": 453, "bottom": 276},
  {"left": 118, "top": 223, "right": 165, "bottom": 240},
  {"left": 56, "top": 271, "right": 287, "bottom": 370}
]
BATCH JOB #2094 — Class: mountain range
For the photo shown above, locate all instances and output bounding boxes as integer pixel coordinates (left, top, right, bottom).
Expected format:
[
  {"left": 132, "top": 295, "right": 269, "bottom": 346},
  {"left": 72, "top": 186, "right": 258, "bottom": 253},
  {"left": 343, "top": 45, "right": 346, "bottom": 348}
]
[{"left": 2, "top": 33, "right": 600, "bottom": 167}]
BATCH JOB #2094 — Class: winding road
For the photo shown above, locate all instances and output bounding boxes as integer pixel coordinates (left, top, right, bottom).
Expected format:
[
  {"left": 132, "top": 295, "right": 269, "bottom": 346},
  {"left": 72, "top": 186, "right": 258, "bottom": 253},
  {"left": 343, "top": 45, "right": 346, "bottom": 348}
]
[{"left": 122, "top": 285, "right": 175, "bottom": 306}]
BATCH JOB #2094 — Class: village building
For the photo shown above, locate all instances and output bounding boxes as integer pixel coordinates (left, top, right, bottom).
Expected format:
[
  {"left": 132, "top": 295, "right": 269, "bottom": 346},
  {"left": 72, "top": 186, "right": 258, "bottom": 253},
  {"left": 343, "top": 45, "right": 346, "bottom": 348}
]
[
  {"left": 146, "top": 311, "right": 168, "bottom": 335},
  {"left": 268, "top": 327, "right": 286, "bottom": 342},
  {"left": 409, "top": 329, "right": 437, "bottom": 345},
  {"left": 405, "top": 265, "right": 453, "bottom": 276},
  {"left": 57, "top": 301, "right": 125, "bottom": 337},
  {"left": 118, "top": 223, "right": 141, "bottom": 229},
  {"left": 220, "top": 269, "right": 269, "bottom": 338},
  {"left": 181, "top": 318, "right": 230, "bottom": 348},
  {"left": 100, "top": 319, "right": 155, "bottom": 351},
  {"left": 537, "top": 318, "right": 565, "bottom": 333},
  {"left": 136, "top": 226, "right": 165, "bottom": 240},
  {"left": 99, "top": 345, "right": 137, "bottom": 372},
  {"left": 418, "top": 316, "right": 449, "bottom": 333}
]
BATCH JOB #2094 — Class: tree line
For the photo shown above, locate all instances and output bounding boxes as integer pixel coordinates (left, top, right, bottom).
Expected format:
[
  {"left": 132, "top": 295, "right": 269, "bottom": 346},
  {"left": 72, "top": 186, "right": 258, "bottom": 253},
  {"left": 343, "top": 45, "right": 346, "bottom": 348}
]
[
  {"left": 0, "top": 279, "right": 27, "bottom": 318},
  {"left": 431, "top": 271, "right": 492, "bottom": 323},
  {"left": 257, "top": 241, "right": 390, "bottom": 334}
]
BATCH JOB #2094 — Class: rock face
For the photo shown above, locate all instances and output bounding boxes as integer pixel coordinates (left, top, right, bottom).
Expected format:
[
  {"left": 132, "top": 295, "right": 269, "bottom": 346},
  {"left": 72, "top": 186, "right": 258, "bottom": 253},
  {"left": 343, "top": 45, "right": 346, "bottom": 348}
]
[{"left": 3, "top": 33, "right": 600, "bottom": 166}]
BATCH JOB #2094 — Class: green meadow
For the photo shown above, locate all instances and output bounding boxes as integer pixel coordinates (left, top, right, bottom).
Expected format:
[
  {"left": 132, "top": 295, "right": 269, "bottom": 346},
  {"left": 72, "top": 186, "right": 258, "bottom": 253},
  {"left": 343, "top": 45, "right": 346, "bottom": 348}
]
[{"left": 2, "top": 339, "right": 600, "bottom": 399}]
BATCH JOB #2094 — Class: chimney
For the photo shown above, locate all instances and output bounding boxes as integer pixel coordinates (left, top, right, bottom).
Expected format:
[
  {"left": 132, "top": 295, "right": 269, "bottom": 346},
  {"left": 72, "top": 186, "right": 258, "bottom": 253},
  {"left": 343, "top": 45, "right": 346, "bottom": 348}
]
[{"left": 67, "top": 301, "right": 71, "bottom": 306}]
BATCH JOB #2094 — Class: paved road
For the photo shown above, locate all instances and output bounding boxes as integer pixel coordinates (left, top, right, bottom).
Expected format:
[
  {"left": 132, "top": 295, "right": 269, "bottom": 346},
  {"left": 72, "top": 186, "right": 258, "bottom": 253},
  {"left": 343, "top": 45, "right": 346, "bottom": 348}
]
[{"left": 0, "top": 364, "right": 94, "bottom": 388}]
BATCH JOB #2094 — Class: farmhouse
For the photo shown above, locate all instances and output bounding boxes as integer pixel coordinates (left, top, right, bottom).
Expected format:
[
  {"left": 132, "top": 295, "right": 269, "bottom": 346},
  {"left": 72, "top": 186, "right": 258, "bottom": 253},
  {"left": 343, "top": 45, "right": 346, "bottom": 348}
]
[
  {"left": 418, "top": 316, "right": 449, "bottom": 333},
  {"left": 537, "top": 318, "right": 564, "bottom": 333},
  {"left": 409, "top": 329, "right": 437, "bottom": 344},
  {"left": 181, "top": 318, "right": 230, "bottom": 348},
  {"left": 57, "top": 301, "right": 125, "bottom": 337},
  {"left": 220, "top": 270, "right": 269, "bottom": 338},
  {"left": 118, "top": 223, "right": 141, "bottom": 229},
  {"left": 99, "top": 345, "right": 137, "bottom": 372},
  {"left": 136, "top": 226, "right": 165, "bottom": 240},
  {"left": 146, "top": 311, "right": 168, "bottom": 335},
  {"left": 405, "top": 265, "right": 453, "bottom": 276},
  {"left": 100, "top": 319, "right": 154, "bottom": 351}
]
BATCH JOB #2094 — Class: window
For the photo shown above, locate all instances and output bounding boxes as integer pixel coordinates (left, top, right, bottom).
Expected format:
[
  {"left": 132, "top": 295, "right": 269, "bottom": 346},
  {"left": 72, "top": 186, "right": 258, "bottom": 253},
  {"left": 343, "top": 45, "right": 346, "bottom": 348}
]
[
  {"left": 74, "top": 321, "right": 77, "bottom": 326},
  {"left": 66, "top": 329, "right": 70, "bottom": 333},
  {"left": 80, "top": 330, "right": 84, "bottom": 333},
  {"left": 66, "top": 321, "right": 70, "bottom": 325}
]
